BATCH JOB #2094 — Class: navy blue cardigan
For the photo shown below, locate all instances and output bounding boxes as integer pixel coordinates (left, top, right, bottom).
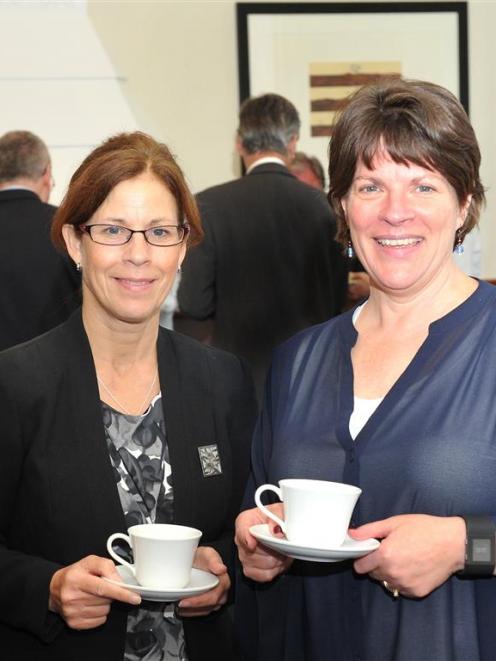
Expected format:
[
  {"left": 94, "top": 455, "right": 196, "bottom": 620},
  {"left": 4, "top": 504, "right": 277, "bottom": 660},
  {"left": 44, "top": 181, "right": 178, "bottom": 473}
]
[{"left": 237, "top": 281, "right": 496, "bottom": 661}]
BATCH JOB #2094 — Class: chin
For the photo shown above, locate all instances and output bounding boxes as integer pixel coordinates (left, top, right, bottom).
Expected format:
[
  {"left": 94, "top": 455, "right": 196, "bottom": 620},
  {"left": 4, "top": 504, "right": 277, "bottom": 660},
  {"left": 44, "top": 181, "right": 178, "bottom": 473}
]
[{"left": 110, "top": 305, "right": 160, "bottom": 326}]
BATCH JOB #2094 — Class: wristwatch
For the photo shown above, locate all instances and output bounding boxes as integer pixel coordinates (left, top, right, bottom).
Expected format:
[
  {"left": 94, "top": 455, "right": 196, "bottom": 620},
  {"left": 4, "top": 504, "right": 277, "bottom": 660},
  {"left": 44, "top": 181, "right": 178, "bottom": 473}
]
[{"left": 459, "top": 515, "right": 496, "bottom": 576}]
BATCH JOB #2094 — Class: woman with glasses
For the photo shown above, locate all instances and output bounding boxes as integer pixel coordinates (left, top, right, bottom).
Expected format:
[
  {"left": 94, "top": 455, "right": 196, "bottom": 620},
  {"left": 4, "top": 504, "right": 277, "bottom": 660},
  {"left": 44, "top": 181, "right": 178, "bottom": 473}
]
[{"left": 0, "top": 132, "right": 256, "bottom": 661}]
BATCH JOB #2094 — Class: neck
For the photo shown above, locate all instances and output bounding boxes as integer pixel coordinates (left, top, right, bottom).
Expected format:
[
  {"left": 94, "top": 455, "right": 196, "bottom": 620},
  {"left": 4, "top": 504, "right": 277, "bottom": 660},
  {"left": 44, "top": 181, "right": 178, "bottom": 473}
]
[
  {"left": 0, "top": 178, "right": 40, "bottom": 196},
  {"left": 363, "top": 265, "right": 477, "bottom": 332},
  {"left": 242, "top": 151, "right": 288, "bottom": 170},
  {"left": 82, "top": 304, "right": 159, "bottom": 374}
]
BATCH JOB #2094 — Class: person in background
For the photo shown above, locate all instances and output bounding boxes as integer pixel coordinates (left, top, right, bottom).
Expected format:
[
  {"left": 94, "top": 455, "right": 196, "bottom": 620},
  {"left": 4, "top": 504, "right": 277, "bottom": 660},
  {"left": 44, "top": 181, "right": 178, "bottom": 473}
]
[
  {"left": 235, "top": 79, "right": 494, "bottom": 661},
  {"left": 178, "top": 93, "right": 347, "bottom": 400},
  {"left": 290, "top": 149, "right": 370, "bottom": 305},
  {"left": 288, "top": 151, "right": 326, "bottom": 190},
  {"left": 0, "top": 132, "right": 256, "bottom": 661},
  {"left": 159, "top": 270, "right": 180, "bottom": 329},
  {"left": 0, "top": 130, "right": 80, "bottom": 350}
]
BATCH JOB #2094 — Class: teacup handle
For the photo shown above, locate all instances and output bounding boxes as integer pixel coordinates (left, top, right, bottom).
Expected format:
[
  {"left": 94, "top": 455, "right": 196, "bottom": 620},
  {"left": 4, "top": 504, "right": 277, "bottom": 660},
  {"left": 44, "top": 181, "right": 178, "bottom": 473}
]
[
  {"left": 254, "top": 484, "right": 286, "bottom": 534},
  {"left": 107, "top": 533, "right": 135, "bottom": 574}
]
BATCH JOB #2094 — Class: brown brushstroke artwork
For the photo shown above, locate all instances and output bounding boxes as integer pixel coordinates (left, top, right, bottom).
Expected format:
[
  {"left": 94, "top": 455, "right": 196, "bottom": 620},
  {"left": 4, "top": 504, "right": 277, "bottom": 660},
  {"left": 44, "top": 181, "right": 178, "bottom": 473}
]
[{"left": 310, "top": 62, "right": 402, "bottom": 137}]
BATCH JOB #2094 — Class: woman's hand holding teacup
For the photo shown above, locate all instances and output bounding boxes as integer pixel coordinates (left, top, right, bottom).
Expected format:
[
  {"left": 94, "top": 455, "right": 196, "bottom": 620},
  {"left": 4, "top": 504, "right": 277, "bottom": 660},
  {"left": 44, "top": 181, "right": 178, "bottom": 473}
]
[
  {"left": 48, "top": 555, "right": 141, "bottom": 630},
  {"left": 235, "top": 504, "right": 293, "bottom": 583},
  {"left": 351, "top": 514, "right": 466, "bottom": 598},
  {"left": 177, "top": 546, "right": 229, "bottom": 617}
]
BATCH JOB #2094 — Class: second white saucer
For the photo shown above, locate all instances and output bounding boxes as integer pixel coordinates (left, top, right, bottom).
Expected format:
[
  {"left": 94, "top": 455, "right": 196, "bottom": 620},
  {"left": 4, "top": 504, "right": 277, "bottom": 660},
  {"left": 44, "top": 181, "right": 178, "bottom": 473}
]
[{"left": 250, "top": 524, "right": 380, "bottom": 562}]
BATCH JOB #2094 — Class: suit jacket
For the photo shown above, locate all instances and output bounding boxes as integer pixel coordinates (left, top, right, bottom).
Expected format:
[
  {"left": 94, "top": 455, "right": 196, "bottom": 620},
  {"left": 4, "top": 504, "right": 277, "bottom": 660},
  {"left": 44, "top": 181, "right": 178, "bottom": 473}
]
[
  {"left": 0, "top": 310, "right": 256, "bottom": 661},
  {"left": 0, "top": 189, "right": 80, "bottom": 351},
  {"left": 178, "top": 163, "right": 348, "bottom": 396}
]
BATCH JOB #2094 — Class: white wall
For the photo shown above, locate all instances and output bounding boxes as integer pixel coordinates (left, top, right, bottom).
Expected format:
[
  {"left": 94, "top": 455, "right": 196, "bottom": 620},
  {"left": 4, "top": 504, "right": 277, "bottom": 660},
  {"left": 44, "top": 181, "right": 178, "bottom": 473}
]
[
  {"left": 0, "top": 1, "right": 494, "bottom": 276},
  {"left": 87, "top": 0, "right": 496, "bottom": 278},
  {"left": 0, "top": 2, "right": 138, "bottom": 204}
]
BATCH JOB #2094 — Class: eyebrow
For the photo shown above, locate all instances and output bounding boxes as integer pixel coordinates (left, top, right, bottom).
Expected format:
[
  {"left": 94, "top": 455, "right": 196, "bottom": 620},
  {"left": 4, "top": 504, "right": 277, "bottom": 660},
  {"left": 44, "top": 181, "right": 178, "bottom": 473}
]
[
  {"left": 353, "top": 173, "right": 442, "bottom": 184},
  {"left": 98, "top": 217, "right": 177, "bottom": 227}
]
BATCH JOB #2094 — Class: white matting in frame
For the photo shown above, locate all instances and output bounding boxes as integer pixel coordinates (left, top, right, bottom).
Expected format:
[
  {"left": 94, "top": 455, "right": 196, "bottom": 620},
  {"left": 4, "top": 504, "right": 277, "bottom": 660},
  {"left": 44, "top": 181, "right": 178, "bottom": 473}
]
[{"left": 247, "top": 10, "right": 460, "bottom": 181}]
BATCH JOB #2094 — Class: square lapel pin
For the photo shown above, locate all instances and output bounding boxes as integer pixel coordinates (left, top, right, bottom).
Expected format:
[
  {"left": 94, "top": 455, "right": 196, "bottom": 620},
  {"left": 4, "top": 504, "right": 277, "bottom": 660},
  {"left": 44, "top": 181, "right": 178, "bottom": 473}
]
[{"left": 198, "top": 444, "right": 222, "bottom": 477}]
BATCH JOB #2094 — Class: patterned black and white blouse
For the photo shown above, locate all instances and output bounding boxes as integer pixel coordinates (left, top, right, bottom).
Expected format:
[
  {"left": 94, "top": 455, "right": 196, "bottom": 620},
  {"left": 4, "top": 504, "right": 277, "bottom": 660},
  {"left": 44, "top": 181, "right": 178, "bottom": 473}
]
[{"left": 102, "top": 394, "right": 188, "bottom": 661}]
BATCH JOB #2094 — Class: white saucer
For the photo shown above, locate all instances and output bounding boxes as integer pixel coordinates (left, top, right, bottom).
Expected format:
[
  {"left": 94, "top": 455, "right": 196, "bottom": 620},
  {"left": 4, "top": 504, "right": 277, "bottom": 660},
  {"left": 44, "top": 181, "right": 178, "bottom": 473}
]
[
  {"left": 250, "top": 524, "right": 380, "bottom": 563},
  {"left": 104, "top": 565, "right": 219, "bottom": 602}
]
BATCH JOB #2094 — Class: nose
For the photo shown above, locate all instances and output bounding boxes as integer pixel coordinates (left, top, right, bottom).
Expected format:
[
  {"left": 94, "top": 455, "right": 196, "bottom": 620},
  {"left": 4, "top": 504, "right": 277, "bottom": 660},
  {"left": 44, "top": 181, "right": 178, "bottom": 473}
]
[
  {"left": 379, "top": 189, "right": 414, "bottom": 225},
  {"left": 123, "top": 231, "right": 151, "bottom": 265}
]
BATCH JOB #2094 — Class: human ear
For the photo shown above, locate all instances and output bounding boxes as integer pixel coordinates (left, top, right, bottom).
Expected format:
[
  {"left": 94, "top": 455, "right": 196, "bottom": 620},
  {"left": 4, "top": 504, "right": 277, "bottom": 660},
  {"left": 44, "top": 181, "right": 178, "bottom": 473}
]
[{"left": 61, "top": 224, "right": 83, "bottom": 267}]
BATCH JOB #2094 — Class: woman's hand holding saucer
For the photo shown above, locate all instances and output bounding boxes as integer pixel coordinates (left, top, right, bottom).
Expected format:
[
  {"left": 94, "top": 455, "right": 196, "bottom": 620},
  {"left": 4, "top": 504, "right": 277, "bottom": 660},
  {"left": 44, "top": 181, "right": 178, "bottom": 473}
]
[
  {"left": 351, "top": 514, "right": 466, "bottom": 598},
  {"left": 235, "top": 504, "right": 293, "bottom": 582},
  {"left": 177, "top": 546, "right": 229, "bottom": 617},
  {"left": 48, "top": 555, "right": 141, "bottom": 630}
]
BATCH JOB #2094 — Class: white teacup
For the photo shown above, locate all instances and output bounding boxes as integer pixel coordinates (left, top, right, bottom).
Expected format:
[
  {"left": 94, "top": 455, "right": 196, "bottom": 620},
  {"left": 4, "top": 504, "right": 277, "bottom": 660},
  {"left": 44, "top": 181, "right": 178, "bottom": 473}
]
[
  {"left": 107, "top": 523, "right": 202, "bottom": 589},
  {"left": 254, "top": 479, "right": 361, "bottom": 548}
]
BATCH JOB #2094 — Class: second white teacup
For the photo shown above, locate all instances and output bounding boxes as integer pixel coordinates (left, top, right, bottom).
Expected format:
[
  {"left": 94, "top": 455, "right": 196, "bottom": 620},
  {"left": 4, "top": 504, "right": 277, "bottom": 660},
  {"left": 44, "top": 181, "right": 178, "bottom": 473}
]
[
  {"left": 254, "top": 478, "right": 361, "bottom": 548},
  {"left": 107, "top": 523, "right": 202, "bottom": 589}
]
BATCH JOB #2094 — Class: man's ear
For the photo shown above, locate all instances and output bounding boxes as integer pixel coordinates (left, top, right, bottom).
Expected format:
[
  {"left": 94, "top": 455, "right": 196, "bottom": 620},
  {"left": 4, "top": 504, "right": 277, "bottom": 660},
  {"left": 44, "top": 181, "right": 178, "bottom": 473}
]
[
  {"left": 286, "top": 135, "right": 298, "bottom": 161},
  {"left": 37, "top": 162, "right": 53, "bottom": 203},
  {"left": 235, "top": 135, "right": 245, "bottom": 157}
]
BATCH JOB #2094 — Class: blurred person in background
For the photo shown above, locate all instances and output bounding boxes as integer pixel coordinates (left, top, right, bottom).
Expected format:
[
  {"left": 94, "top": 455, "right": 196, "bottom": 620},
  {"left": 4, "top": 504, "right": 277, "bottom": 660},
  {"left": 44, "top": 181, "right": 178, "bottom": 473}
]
[
  {"left": 179, "top": 93, "right": 347, "bottom": 400},
  {"left": 0, "top": 130, "right": 80, "bottom": 349}
]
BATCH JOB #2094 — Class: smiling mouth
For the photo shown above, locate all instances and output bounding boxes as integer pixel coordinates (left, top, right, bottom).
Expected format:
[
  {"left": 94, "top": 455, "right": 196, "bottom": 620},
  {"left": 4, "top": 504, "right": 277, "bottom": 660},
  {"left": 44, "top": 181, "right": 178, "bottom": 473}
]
[
  {"left": 376, "top": 238, "right": 422, "bottom": 247},
  {"left": 116, "top": 278, "right": 155, "bottom": 287}
]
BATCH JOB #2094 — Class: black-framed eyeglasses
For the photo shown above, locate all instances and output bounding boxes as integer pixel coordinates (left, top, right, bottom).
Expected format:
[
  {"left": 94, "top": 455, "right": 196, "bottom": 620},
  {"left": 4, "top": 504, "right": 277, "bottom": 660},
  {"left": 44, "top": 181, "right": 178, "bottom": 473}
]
[{"left": 79, "top": 223, "right": 189, "bottom": 247}]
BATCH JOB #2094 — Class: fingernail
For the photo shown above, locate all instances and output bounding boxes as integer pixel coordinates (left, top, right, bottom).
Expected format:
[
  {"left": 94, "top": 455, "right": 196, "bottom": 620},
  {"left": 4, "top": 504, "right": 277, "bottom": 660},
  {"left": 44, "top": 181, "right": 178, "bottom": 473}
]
[{"left": 130, "top": 595, "right": 141, "bottom": 605}]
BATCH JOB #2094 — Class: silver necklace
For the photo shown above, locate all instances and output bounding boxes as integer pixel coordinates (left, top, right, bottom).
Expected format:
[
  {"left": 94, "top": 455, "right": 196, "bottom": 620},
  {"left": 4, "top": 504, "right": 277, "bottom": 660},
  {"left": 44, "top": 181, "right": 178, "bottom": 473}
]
[{"left": 97, "top": 372, "right": 158, "bottom": 416}]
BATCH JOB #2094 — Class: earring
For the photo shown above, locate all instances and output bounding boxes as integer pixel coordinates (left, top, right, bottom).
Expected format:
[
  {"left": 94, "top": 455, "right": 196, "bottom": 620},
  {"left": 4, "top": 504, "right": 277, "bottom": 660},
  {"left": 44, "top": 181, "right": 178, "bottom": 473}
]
[
  {"left": 346, "top": 229, "right": 354, "bottom": 259},
  {"left": 177, "top": 266, "right": 182, "bottom": 274},
  {"left": 454, "top": 228, "right": 464, "bottom": 255},
  {"left": 76, "top": 262, "right": 81, "bottom": 271}
]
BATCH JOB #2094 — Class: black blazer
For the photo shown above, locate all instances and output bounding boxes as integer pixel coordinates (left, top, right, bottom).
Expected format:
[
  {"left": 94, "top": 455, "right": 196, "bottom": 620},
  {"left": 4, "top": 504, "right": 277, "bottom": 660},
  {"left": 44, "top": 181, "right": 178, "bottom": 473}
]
[
  {"left": 178, "top": 163, "right": 348, "bottom": 396},
  {"left": 0, "top": 310, "right": 256, "bottom": 661},
  {"left": 0, "top": 189, "right": 80, "bottom": 351}
]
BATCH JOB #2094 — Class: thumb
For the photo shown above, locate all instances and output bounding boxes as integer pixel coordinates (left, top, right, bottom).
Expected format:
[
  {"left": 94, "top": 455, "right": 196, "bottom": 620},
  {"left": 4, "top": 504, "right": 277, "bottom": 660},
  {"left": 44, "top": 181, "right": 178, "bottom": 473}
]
[
  {"left": 82, "top": 554, "right": 122, "bottom": 579},
  {"left": 349, "top": 517, "right": 395, "bottom": 540}
]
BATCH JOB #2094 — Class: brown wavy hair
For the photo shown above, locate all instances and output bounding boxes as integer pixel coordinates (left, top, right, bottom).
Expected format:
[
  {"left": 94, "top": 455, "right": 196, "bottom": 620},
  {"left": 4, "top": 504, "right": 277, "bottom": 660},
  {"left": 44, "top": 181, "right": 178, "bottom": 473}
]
[
  {"left": 52, "top": 131, "right": 202, "bottom": 251},
  {"left": 327, "top": 79, "right": 485, "bottom": 249}
]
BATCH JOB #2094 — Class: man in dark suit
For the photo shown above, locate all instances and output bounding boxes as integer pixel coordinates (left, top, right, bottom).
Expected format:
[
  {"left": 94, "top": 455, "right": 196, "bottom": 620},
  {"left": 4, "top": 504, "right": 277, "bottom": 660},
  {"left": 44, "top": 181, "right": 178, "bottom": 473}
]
[
  {"left": 178, "top": 93, "right": 347, "bottom": 398},
  {"left": 0, "top": 130, "right": 80, "bottom": 350}
]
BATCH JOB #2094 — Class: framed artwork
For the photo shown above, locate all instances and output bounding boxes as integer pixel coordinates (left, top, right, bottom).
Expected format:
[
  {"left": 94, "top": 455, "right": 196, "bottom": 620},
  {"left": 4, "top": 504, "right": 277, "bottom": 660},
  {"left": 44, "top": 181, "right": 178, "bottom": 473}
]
[{"left": 237, "top": 2, "right": 468, "bottom": 176}]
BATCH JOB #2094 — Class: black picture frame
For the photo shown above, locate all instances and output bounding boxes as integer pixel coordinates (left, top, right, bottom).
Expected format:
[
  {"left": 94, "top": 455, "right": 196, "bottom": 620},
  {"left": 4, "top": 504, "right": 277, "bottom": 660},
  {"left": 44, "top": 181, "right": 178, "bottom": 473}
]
[{"left": 237, "top": 2, "right": 468, "bottom": 111}]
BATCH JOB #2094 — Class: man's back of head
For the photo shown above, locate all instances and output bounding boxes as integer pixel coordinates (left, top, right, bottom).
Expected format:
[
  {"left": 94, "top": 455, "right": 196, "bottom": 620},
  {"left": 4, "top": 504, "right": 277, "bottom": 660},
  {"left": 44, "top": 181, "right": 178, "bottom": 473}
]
[
  {"left": 0, "top": 130, "right": 52, "bottom": 203},
  {"left": 237, "top": 93, "right": 301, "bottom": 163}
]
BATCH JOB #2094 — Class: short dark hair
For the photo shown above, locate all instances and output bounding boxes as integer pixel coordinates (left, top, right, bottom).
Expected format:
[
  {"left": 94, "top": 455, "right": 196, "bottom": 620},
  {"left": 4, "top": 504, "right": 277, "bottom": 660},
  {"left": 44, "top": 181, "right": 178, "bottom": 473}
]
[
  {"left": 0, "top": 130, "right": 50, "bottom": 183},
  {"left": 52, "top": 131, "right": 202, "bottom": 252},
  {"left": 327, "top": 79, "right": 485, "bottom": 247},
  {"left": 238, "top": 93, "right": 300, "bottom": 155}
]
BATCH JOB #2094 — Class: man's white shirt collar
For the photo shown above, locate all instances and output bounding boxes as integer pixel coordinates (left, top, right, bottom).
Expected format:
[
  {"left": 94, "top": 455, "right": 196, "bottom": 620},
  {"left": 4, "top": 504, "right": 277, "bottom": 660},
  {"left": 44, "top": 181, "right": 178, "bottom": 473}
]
[{"left": 246, "top": 156, "right": 285, "bottom": 175}]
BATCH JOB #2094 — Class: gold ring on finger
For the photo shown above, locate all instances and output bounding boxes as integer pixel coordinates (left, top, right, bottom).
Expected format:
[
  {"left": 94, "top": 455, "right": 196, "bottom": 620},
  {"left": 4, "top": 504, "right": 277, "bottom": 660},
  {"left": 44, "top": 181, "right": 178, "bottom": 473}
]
[{"left": 382, "top": 580, "right": 400, "bottom": 598}]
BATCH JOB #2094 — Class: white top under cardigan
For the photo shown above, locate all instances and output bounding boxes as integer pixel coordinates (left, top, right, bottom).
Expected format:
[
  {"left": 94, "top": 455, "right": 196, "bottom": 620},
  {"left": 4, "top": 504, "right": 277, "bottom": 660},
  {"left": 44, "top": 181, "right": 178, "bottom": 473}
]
[{"left": 349, "top": 303, "right": 384, "bottom": 440}]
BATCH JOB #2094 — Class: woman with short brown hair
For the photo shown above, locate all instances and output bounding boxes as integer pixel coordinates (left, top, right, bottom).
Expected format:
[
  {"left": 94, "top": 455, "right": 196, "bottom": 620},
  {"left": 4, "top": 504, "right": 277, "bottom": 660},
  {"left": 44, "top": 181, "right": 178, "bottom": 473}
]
[{"left": 236, "top": 80, "right": 494, "bottom": 661}]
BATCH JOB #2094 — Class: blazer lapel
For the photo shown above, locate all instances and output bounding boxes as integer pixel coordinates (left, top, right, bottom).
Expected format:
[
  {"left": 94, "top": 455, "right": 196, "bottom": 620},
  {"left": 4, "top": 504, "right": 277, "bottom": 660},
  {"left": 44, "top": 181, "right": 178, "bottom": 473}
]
[
  {"left": 64, "top": 312, "right": 126, "bottom": 551},
  {"left": 157, "top": 331, "right": 219, "bottom": 529}
]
